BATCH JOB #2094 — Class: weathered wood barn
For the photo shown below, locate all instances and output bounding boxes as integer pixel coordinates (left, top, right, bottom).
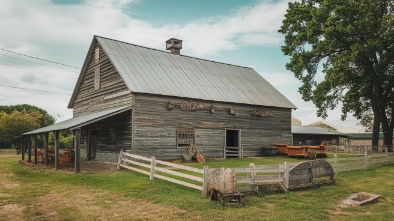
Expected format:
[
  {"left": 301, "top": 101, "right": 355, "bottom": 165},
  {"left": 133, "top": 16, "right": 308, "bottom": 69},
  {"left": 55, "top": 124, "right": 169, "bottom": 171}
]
[{"left": 22, "top": 35, "right": 296, "bottom": 171}]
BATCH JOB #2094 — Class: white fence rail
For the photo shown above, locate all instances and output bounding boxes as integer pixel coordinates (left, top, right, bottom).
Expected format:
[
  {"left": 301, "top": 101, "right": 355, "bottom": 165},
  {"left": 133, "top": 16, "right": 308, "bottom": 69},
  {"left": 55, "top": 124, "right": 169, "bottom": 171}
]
[
  {"left": 325, "top": 148, "right": 394, "bottom": 173},
  {"left": 117, "top": 150, "right": 209, "bottom": 195},
  {"left": 117, "top": 149, "right": 394, "bottom": 195}
]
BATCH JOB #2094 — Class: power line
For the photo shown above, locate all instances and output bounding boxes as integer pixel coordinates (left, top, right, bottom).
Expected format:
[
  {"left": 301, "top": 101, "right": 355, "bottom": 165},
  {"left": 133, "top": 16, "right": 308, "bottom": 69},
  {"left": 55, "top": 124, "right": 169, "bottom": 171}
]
[
  {"left": 0, "top": 63, "right": 77, "bottom": 79},
  {"left": 0, "top": 53, "right": 80, "bottom": 73},
  {"left": 0, "top": 84, "right": 71, "bottom": 95},
  {"left": 0, "top": 48, "right": 81, "bottom": 69}
]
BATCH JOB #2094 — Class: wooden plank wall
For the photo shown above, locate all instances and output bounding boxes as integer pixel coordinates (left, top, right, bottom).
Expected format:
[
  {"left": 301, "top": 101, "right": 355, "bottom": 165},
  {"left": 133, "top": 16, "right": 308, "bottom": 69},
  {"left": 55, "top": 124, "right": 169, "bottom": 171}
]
[
  {"left": 79, "top": 111, "right": 132, "bottom": 153},
  {"left": 133, "top": 93, "right": 291, "bottom": 159},
  {"left": 72, "top": 43, "right": 132, "bottom": 117}
]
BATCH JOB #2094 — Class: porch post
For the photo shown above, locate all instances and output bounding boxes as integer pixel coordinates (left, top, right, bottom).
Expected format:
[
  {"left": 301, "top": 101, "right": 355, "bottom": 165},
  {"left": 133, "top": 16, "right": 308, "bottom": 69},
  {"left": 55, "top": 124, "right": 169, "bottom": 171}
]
[
  {"left": 44, "top": 132, "right": 49, "bottom": 166},
  {"left": 27, "top": 135, "right": 32, "bottom": 163},
  {"left": 34, "top": 134, "right": 38, "bottom": 165},
  {"left": 55, "top": 130, "right": 60, "bottom": 170},
  {"left": 21, "top": 136, "right": 25, "bottom": 161},
  {"left": 87, "top": 130, "right": 91, "bottom": 160},
  {"left": 74, "top": 129, "right": 81, "bottom": 173}
]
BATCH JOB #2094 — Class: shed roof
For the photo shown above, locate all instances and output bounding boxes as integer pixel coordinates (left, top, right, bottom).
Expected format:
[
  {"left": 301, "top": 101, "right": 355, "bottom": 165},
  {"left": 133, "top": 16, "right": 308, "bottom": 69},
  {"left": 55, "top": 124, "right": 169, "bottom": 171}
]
[
  {"left": 22, "top": 106, "right": 131, "bottom": 135},
  {"left": 292, "top": 126, "right": 348, "bottom": 136},
  {"left": 68, "top": 36, "right": 297, "bottom": 109}
]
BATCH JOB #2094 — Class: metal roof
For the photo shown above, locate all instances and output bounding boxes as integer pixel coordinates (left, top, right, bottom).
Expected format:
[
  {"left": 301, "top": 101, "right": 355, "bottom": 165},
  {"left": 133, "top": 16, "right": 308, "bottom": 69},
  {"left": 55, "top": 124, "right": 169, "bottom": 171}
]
[
  {"left": 23, "top": 106, "right": 131, "bottom": 135},
  {"left": 68, "top": 36, "right": 296, "bottom": 109},
  {"left": 292, "top": 126, "right": 348, "bottom": 136}
]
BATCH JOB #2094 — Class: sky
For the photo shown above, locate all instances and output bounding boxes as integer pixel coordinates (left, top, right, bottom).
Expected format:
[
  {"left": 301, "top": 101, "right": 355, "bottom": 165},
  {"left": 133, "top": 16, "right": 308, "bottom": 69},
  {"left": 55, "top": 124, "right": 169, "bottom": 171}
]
[{"left": 0, "top": 0, "right": 364, "bottom": 132}]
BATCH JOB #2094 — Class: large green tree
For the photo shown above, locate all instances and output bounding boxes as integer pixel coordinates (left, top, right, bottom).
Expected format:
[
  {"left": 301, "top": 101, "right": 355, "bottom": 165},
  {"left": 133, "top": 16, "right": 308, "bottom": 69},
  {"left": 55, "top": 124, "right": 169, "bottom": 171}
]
[
  {"left": 0, "top": 110, "right": 41, "bottom": 147},
  {"left": 279, "top": 0, "right": 394, "bottom": 148},
  {"left": 0, "top": 104, "right": 56, "bottom": 128}
]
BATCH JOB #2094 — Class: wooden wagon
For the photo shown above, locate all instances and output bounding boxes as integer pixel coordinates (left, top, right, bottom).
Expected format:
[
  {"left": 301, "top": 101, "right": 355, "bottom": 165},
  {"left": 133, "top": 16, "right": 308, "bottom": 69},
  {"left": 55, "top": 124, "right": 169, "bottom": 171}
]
[{"left": 273, "top": 143, "right": 327, "bottom": 159}]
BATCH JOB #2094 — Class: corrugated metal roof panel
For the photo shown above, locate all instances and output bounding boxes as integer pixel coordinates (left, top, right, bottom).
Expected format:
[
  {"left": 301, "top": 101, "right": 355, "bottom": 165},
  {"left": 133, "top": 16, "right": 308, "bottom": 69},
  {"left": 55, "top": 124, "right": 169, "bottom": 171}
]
[
  {"left": 96, "top": 36, "right": 297, "bottom": 109},
  {"left": 292, "top": 126, "right": 347, "bottom": 136},
  {"left": 23, "top": 106, "right": 131, "bottom": 135}
]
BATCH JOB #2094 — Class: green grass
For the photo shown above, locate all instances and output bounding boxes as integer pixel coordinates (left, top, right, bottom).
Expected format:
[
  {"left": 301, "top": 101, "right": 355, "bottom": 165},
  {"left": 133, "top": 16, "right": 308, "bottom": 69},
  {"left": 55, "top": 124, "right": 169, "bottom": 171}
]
[{"left": 1, "top": 155, "right": 394, "bottom": 221}]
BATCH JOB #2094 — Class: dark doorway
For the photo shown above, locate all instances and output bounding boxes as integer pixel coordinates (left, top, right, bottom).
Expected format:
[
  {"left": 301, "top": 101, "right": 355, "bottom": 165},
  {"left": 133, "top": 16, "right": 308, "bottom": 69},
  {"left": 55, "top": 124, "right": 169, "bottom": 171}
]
[
  {"left": 226, "top": 130, "right": 239, "bottom": 147},
  {"left": 89, "top": 130, "right": 97, "bottom": 160}
]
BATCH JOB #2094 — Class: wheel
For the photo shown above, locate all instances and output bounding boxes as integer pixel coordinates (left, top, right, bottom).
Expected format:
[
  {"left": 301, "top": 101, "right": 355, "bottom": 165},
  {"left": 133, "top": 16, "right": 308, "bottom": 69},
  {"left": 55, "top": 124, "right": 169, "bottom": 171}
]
[{"left": 308, "top": 150, "right": 317, "bottom": 160}]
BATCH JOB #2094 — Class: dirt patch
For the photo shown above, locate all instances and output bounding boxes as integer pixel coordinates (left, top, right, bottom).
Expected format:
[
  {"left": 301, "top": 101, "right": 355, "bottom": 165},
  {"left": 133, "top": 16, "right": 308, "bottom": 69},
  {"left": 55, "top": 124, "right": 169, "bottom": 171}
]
[
  {"left": 19, "top": 160, "right": 118, "bottom": 173},
  {"left": 34, "top": 190, "right": 199, "bottom": 221},
  {"left": 0, "top": 204, "right": 25, "bottom": 221}
]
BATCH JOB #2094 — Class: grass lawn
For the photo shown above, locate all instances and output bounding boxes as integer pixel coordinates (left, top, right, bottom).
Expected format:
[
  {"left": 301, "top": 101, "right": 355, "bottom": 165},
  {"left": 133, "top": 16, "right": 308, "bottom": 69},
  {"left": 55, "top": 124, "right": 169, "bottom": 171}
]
[{"left": 1, "top": 155, "right": 394, "bottom": 221}]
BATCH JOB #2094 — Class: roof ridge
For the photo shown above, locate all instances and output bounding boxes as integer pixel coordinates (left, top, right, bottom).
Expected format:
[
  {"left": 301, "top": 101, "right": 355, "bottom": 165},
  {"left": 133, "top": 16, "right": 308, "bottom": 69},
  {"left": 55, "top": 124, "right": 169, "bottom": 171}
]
[{"left": 94, "top": 35, "right": 253, "bottom": 69}]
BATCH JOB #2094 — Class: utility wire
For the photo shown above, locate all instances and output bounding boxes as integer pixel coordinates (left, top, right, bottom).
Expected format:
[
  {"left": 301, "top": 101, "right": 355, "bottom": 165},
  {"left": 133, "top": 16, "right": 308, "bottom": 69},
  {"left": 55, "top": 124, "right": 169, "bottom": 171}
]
[
  {"left": 0, "top": 53, "right": 79, "bottom": 73},
  {"left": 0, "top": 48, "right": 81, "bottom": 69},
  {"left": 0, "top": 84, "right": 71, "bottom": 95},
  {"left": 0, "top": 63, "right": 77, "bottom": 79}
]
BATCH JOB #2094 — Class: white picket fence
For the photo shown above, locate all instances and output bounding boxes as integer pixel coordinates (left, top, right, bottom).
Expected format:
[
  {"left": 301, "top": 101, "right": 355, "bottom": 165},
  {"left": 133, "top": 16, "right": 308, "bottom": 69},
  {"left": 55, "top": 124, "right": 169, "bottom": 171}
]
[
  {"left": 117, "top": 149, "right": 394, "bottom": 195},
  {"left": 325, "top": 148, "right": 394, "bottom": 173},
  {"left": 117, "top": 150, "right": 209, "bottom": 195}
]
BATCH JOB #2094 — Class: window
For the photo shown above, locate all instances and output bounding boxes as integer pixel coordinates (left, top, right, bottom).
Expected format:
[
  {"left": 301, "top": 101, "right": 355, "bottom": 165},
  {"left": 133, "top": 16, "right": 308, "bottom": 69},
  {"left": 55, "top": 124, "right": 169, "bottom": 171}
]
[
  {"left": 177, "top": 128, "right": 194, "bottom": 148},
  {"left": 107, "top": 129, "right": 115, "bottom": 144},
  {"left": 94, "top": 66, "right": 100, "bottom": 90},
  {"left": 80, "top": 130, "right": 87, "bottom": 144},
  {"left": 95, "top": 46, "right": 100, "bottom": 62}
]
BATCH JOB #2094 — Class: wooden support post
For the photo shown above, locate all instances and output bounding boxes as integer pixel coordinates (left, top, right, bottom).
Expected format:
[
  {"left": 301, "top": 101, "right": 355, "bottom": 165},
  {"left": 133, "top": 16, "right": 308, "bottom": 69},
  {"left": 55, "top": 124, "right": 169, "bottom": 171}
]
[
  {"left": 150, "top": 156, "right": 155, "bottom": 181},
  {"left": 334, "top": 154, "right": 338, "bottom": 174},
  {"left": 87, "top": 130, "right": 91, "bottom": 161},
  {"left": 44, "top": 133, "right": 49, "bottom": 166},
  {"left": 21, "top": 136, "right": 25, "bottom": 161},
  {"left": 27, "top": 136, "right": 32, "bottom": 163},
  {"left": 34, "top": 134, "right": 38, "bottom": 165},
  {"left": 365, "top": 149, "right": 368, "bottom": 170},
  {"left": 223, "top": 146, "right": 226, "bottom": 159},
  {"left": 385, "top": 147, "right": 388, "bottom": 166},
  {"left": 55, "top": 131, "right": 60, "bottom": 170},
  {"left": 203, "top": 166, "right": 209, "bottom": 196},
  {"left": 117, "top": 149, "right": 123, "bottom": 170},
  {"left": 74, "top": 128, "right": 81, "bottom": 173},
  {"left": 284, "top": 161, "right": 290, "bottom": 190}
]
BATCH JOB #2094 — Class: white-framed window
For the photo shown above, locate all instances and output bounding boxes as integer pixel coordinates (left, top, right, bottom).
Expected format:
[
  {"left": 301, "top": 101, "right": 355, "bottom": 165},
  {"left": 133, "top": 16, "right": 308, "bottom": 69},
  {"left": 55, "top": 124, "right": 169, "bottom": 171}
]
[
  {"left": 176, "top": 128, "right": 194, "bottom": 148},
  {"left": 94, "top": 66, "right": 100, "bottom": 90}
]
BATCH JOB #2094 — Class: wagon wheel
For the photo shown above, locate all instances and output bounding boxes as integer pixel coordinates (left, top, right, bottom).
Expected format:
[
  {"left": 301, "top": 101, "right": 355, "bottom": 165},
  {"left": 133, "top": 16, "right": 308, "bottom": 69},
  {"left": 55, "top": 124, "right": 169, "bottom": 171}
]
[{"left": 308, "top": 150, "right": 317, "bottom": 160}]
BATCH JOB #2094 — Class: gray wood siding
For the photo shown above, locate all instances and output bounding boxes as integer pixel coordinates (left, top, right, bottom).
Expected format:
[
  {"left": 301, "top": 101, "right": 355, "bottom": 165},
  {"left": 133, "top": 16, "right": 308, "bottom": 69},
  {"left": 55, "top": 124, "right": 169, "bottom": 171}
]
[
  {"left": 73, "top": 44, "right": 132, "bottom": 117},
  {"left": 79, "top": 111, "right": 132, "bottom": 153},
  {"left": 132, "top": 93, "right": 291, "bottom": 159}
]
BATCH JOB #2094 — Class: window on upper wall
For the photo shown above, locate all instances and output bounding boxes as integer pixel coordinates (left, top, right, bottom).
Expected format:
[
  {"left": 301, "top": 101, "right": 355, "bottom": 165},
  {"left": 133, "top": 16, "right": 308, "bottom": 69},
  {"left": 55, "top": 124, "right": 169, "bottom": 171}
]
[
  {"left": 107, "top": 129, "right": 115, "bottom": 144},
  {"left": 176, "top": 128, "right": 194, "bottom": 148},
  {"left": 94, "top": 66, "right": 100, "bottom": 90},
  {"left": 95, "top": 46, "right": 100, "bottom": 62}
]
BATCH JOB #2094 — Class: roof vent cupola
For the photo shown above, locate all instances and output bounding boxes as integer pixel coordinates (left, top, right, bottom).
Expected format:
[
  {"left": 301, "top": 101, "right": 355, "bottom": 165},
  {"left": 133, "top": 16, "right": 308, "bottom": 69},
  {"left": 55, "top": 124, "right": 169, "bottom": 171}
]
[{"left": 166, "top": 38, "right": 182, "bottom": 55}]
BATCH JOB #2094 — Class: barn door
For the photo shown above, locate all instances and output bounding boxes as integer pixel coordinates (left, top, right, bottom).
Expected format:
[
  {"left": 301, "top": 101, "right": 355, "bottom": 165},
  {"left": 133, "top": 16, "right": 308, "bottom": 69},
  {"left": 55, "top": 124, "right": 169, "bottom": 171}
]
[
  {"left": 89, "top": 130, "right": 97, "bottom": 160},
  {"left": 225, "top": 129, "right": 241, "bottom": 158}
]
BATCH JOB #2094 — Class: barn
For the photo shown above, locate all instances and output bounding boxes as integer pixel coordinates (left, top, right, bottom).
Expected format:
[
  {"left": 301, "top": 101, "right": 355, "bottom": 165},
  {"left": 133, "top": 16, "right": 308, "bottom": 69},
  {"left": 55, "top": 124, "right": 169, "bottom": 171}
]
[{"left": 22, "top": 35, "right": 296, "bottom": 172}]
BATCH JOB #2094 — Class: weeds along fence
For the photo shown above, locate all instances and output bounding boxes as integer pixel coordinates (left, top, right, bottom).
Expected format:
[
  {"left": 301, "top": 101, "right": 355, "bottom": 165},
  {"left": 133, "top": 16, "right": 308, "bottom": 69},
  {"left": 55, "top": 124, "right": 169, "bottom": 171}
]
[{"left": 325, "top": 148, "right": 394, "bottom": 173}]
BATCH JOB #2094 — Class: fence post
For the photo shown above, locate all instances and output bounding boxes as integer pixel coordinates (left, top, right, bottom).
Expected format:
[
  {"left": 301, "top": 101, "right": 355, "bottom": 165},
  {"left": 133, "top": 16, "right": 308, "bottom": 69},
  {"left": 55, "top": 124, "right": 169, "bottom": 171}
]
[
  {"left": 385, "top": 147, "right": 388, "bottom": 166},
  {"left": 248, "top": 163, "right": 255, "bottom": 181},
  {"left": 334, "top": 154, "right": 337, "bottom": 174},
  {"left": 365, "top": 149, "right": 368, "bottom": 170},
  {"left": 150, "top": 156, "right": 155, "bottom": 181},
  {"left": 284, "top": 161, "right": 289, "bottom": 190},
  {"left": 116, "top": 149, "right": 123, "bottom": 170},
  {"left": 203, "top": 166, "right": 209, "bottom": 196}
]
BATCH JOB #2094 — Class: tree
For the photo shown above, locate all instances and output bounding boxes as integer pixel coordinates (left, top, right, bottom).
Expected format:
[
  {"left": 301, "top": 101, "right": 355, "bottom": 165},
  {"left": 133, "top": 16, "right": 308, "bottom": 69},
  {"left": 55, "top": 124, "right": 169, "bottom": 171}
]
[
  {"left": 0, "top": 110, "right": 42, "bottom": 147},
  {"left": 279, "top": 0, "right": 394, "bottom": 148},
  {"left": 0, "top": 104, "right": 56, "bottom": 128}
]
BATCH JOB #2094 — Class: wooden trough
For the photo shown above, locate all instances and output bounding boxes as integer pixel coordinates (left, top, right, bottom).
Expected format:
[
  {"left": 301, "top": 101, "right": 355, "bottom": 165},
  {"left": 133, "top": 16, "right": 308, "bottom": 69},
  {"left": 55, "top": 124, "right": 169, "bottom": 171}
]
[{"left": 274, "top": 143, "right": 327, "bottom": 159}]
